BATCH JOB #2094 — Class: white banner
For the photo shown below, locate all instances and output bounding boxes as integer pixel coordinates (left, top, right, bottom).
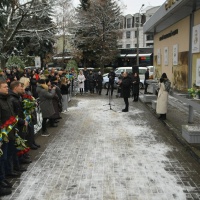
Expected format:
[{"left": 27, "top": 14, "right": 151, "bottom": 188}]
[
  {"left": 164, "top": 47, "right": 168, "bottom": 66},
  {"left": 196, "top": 59, "right": 200, "bottom": 86},
  {"left": 173, "top": 44, "right": 178, "bottom": 66},
  {"left": 192, "top": 24, "right": 200, "bottom": 53},
  {"left": 157, "top": 49, "right": 161, "bottom": 65},
  {"left": 35, "top": 56, "right": 41, "bottom": 68}
]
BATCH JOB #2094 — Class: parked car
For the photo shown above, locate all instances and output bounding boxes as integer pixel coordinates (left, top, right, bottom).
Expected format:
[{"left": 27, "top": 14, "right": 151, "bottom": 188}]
[
  {"left": 102, "top": 73, "right": 119, "bottom": 89},
  {"left": 114, "top": 67, "right": 153, "bottom": 89}
]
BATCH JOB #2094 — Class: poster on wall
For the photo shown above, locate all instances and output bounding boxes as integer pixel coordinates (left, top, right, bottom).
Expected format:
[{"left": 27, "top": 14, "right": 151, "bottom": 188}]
[
  {"left": 173, "top": 44, "right": 178, "bottom": 65},
  {"left": 35, "top": 56, "right": 41, "bottom": 68},
  {"left": 196, "top": 59, "right": 200, "bottom": 86},
  {"left": 157, "top": 49, "right": 161, "bottom": 65},
  {"left": 164, "top": 47, "right": 168, "bottom": 66},
  {"left": 192, "top": 24, "right": 200, "bottom": 53}
]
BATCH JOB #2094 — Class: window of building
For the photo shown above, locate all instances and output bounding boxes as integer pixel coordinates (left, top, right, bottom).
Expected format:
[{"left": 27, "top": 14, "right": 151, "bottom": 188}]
[
  {"left": 135, "top": 31, "right": 138, "bottom": 38},
  {"left": 146, "top": 43, "right": 153, "bottom": 47},
  {"left": 135, "top": 44, "right": 138, "bottom": 47},
  {"left": 126, "top": 44, "right": 131, "bottom": 48},
  {"left": 127, "top": 18, "right": 131, "bottom": 28},
  {"left": 146, "top": 34, "right": 153, "bottom": 41},
  {"left": 118, "top": 45, "right": 123, "bottom": 49},
  {"left": 126, "top": 31, "right": 131, "bottom": 39}
]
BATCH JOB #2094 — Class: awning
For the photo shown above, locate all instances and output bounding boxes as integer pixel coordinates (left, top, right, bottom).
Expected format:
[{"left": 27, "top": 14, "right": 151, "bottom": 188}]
[
  {"left": 53, "top": 56, "right": 73, "bottom": 60},
  {"left": 120, "top": 53, "right": 151, "bottom": 57},
  {"left": 144, "top": 0, "right": 200, "bottom": 34}
]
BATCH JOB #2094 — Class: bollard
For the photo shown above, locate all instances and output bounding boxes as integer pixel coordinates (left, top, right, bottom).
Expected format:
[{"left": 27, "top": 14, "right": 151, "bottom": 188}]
[{"left": 188, "top": 105, "right": 194, "bottom": 123}]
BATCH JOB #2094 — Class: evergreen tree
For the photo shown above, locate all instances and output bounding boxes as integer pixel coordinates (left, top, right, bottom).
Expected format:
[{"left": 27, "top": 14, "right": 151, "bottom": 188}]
[
  {"left": 0, "top": 0, "right": 56, "bottom": 68},
  {"left": 79, "top": 0, "right": 90, "bottom": 11},
  {"left": 72, "top": 0, "right": 121, "bottom": 71}
]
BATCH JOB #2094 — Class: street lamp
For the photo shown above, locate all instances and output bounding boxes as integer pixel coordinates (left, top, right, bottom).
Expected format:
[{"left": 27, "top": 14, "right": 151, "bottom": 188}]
[{"left": 136, "top": 4, "right": 145, "bottom": 66}]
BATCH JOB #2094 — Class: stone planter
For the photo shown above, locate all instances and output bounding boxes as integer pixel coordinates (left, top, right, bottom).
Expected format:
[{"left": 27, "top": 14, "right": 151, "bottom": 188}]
[
  {"left": 182, "top": 125, "right": 200, "bottom": 143},
  {"left": 143, "top": 94, "right": 157, "bottom": 103}
]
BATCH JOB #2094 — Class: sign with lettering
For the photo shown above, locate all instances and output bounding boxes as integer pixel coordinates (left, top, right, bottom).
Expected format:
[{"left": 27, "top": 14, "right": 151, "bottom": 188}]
[
  {"left": 157, "top": 49, "right": 161, "bottom": 65},
  {"left": 196, "top": 59, "right": 200, "bottom": 86},
  {"left": 165, "top": 0, "right": 178, "bottom": 10},
  {"left": 173, "top": 44, "right": 178, "bottom": 66},
  {"left": 192, "top": 24, "right": 200, "bottom": 53},
  {"left": 164, "top": 47, "right": 168, "bottom": 66}
]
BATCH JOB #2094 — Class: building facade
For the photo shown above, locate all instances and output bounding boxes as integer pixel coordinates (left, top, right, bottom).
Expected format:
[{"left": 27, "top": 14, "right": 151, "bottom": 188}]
[
  {"left": 144, "top": 0, "right": 200, "bottom": 92},
  {"left": 118, "top": 6, "right": 160, "bottom": 49}
]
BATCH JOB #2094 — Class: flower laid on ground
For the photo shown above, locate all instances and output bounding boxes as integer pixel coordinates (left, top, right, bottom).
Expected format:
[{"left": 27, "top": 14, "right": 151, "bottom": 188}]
[
  {"left": 195, "top": 89, "right": 200, "bottom": 95},
  {"left": 15, "top": 132, "right": 30, "bottom": 156},
  {"left": 0, "top": 116, "right": 18, "bottom": 143},
  {"left": 188, "top": 88, "right": 196, "bottom": 97}
]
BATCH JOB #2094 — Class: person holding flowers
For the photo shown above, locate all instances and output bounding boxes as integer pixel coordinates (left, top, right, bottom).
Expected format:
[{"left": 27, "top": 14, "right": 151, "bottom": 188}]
[
  {"left": 9, "top": 81, "right": 32, "bottom": 169},
  {"left": 0, "top": 80, "right": 16, "bottom": 196},
  {"left": 19, "top": 77, "right": 40, "bottom": 149}
]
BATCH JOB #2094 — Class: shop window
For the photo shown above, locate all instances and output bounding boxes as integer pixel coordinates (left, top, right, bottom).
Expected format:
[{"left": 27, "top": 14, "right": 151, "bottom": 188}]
[{"left": 126, "top": 31, "right": 131, "bottom": 39}]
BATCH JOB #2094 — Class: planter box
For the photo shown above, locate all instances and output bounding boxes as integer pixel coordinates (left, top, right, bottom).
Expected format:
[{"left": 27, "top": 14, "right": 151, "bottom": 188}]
[
  {"left": 182, "top": 125, "right": 200, "bottom": 143},
  {"left": 152, "top": 100, "right": 157, "bottom": 110},
  {"left": 143, "top": 94, "right": 157, "bottom": 103}
]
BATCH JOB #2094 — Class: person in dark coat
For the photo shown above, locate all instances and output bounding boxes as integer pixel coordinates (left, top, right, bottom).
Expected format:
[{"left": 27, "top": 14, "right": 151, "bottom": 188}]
[
  {"left": 87, "top": 70, "right": 95, "bottom": 94},
  {"left": 9, "top": 81, "right": 31, "bottom": 171},
  {"left": 83, "top": 67, "right": 89, "bottom": 93},
  {"left": 96, "top": 71, "right": 103, "bottom": 95},
  {"left": 106, "top": 68, "right": 116, "bottom": 96},
  {"left": 144, "top": 68, "right": 149, "bottom": 94},
  {"left": 0, "top": 80, "right": 15, "bottom": 196},
  {"left": 132, "top": 72, "right": 140, "bottom": 102},
  {"left": 30, "top": 72, "right": 38, "bottom": 98},
  {"left": 119, "top": 72, "right": 132, "bottom": 112}
]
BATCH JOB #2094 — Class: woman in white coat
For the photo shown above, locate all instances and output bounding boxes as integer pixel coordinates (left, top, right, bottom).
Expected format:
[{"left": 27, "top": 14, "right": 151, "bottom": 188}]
[
  {"left": 156, "top": 73, "right": 171, "bottom": 120},
  {"left": 78, "top": 70, "right": 85, "bottom": 95}
]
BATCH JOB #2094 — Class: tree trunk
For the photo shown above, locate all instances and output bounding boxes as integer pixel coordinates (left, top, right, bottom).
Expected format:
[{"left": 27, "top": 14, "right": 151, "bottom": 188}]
[{"left": 0, "top": 57, "right": 7, "bottom": 69}]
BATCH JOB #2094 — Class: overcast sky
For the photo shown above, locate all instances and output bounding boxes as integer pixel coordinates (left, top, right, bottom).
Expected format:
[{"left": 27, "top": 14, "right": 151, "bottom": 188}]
[{"left": 73, "top": 0, "right": 164, "bottom": 15}]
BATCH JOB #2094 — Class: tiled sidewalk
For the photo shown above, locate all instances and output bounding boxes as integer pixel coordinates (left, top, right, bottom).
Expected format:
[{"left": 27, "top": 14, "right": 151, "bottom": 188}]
[{"left": 2, "top": 94, "right": 200, "bottom": 200}]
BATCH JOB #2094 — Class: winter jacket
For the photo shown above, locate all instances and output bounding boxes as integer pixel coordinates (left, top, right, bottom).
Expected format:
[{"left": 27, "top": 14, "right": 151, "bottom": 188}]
[
  {"left": 156, "top": 80, "right": 169, "bottom": 114},
  {"left": 120, "top": 76, "right": 132, "bottom": 98},
  {"left": 36, "top": 84, "right": 55, "bottom": 118},
  {"left": 0, "top": 93, "right": 16, "bottom": 140},
  {"left": 132, "top": 76, "right": 140, "bottom": 95}
]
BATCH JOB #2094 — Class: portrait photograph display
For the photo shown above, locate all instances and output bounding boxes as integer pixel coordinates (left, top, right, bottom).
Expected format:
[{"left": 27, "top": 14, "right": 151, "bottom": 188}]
[
  {"left": 164, "top": 47, "right": 168, "bottom": 66},
  {"left": 157, "top": 49, "right": 161, "bottom": 65},
  {"left": 173, "top": 44, "right": 178, "bottom": 66},
  {"left": 192, "top": 24, "right": 200, "bottom": 53}
]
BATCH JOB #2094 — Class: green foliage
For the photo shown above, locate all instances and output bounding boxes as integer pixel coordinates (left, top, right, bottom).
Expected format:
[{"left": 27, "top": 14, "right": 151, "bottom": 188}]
[
  {"left": 66, "top": 60, "right": 78, "bottom": 71},
  {"left": 6, "top": 56, "right": 26, "bottom": 69}
]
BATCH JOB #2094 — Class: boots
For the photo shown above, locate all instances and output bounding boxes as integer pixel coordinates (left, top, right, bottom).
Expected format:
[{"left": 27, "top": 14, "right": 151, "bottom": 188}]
[
  {"left": 158, "top": 114, "right": 166, "bottom": 120},
  {"left": 0, "top": 187, "right": 12, "bottom": 196}
]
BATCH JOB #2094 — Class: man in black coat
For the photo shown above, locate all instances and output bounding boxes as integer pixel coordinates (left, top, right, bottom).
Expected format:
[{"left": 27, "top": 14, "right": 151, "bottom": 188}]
[
  {"left": 106, "top": 68, "right": 116, "bottom": 96},
  {"left": 0, "top": 80, "right": 14, "bottom": 196},
  {"left": 119, "top": 72, "right": 132, "bottom": 112}
]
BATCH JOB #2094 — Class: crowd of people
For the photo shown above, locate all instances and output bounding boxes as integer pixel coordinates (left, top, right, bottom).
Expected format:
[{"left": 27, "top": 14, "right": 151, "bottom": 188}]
[
  {"left": 0, "top": 67, "right": 75, "bottom": 196},
  {"left": 0, "top": 66, "right": 171, "bottom": 197}
]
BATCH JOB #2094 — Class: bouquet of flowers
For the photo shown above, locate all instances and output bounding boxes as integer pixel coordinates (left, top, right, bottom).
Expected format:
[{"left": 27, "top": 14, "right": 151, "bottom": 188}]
[
  {"left": 15, "top": 131, "right": 30, "bottom": 156},
  {"left": 22, "top": 93, "right": 36, "bottom": 121},
  {"left": 0, "top": 116, "right": 18, "bottom": 143},
  {"left": 0, "top": 116, "right": 18, "bottom": 157}
]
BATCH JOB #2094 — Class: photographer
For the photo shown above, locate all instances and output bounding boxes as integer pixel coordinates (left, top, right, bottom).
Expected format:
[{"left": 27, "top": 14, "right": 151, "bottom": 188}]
[
  {"left": 78, "top": 70, "right": 85, "bottom": 95},
  {"left": 106, "top": 68, "right": 116, "bottom": 96}
]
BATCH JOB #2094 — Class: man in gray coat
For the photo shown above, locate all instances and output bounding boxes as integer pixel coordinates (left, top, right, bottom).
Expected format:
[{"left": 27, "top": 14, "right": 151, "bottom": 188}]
[{"left": 36, "top": 79, "right": 56, "bottom": 136}]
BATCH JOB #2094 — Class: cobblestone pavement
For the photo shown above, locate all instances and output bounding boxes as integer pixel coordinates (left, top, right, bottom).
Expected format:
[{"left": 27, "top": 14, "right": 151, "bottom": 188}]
[{"left": 2, "top": 92, "right": 200, "bottom": 200}]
